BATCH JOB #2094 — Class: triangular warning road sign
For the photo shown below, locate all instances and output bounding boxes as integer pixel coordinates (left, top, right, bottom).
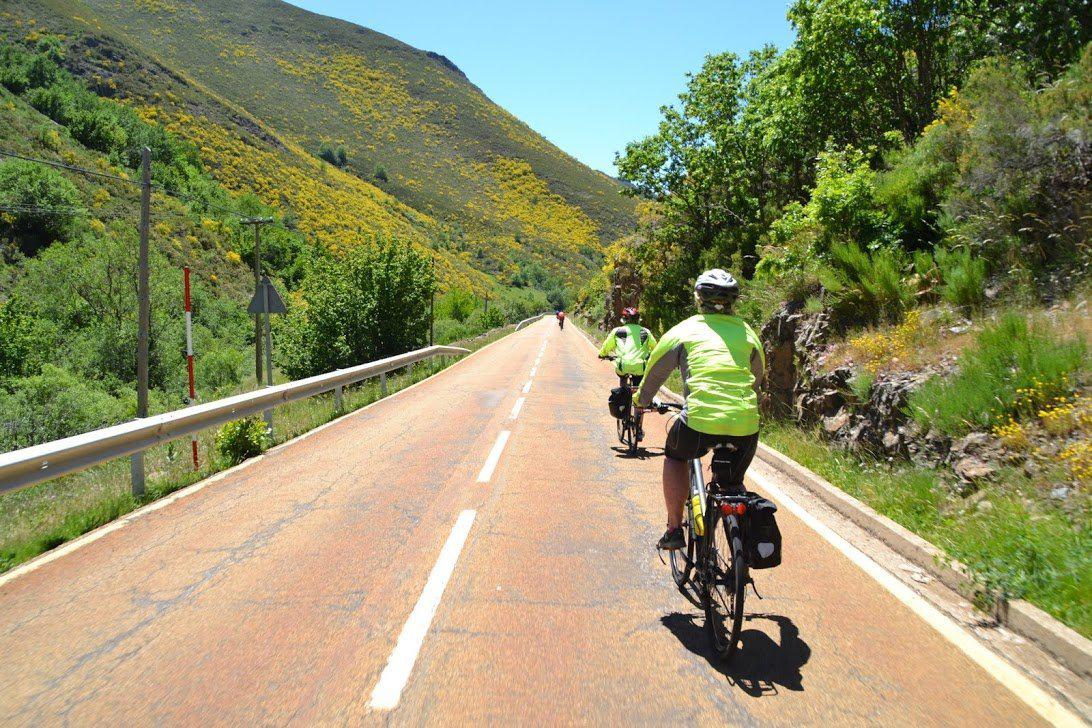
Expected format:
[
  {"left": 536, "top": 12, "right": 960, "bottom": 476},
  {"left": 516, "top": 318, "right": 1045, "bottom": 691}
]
[{"left": 248, "top": 276, "right": 287, "bottom": 314}]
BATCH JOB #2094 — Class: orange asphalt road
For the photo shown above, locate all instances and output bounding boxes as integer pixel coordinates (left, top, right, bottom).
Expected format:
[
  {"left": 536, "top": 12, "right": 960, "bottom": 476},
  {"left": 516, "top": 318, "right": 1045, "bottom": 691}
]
[{"left": 0, "top": 319, "right": 1049, "bottom": 725}]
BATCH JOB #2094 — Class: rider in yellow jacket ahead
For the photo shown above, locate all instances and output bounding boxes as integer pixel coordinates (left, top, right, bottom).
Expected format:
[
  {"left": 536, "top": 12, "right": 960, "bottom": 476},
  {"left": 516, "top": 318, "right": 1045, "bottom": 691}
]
[
  {"left": 598, "top": 307, "right": 657, "bottom": 387},
  {"left": 599, "top": 307, "right": 657, "bottom": 440},
  {"left": 634, "top": 270, "right": 765, "bottom": 550}
]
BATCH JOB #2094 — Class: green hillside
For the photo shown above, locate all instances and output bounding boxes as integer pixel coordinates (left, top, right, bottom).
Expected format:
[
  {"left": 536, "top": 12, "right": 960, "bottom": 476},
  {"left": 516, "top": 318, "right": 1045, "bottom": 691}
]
[{"left": 1, "top": 0, "right": 635, "bottom": 285}]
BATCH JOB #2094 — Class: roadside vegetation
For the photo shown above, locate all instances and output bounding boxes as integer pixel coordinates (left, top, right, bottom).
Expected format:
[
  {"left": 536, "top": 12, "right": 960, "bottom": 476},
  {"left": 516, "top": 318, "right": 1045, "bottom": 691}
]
[
  {"left": 583, "top": 0, "right": 1090, "bottom": 634},
  {"left": 763, "top": 420, "right": 1090, "bottom": 638}
]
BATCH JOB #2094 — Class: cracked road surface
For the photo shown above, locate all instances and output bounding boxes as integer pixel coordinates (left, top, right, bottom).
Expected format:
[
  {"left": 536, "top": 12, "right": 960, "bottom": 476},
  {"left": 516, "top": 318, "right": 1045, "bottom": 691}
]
[{"left": 0, "top": 320, "right": 1059, "bottom": 725}]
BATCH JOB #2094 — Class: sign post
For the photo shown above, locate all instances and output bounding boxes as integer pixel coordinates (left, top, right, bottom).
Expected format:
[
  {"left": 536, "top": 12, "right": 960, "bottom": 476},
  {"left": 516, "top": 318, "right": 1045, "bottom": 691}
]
[{"left": 248, "top": 276, "right": 287, "bottom": 432}]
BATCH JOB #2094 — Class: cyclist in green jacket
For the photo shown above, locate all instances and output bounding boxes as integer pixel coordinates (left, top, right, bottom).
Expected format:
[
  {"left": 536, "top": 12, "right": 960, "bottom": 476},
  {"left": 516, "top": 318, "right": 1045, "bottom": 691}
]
[
  {"left": 634, "top": 270, "right": 765, "bottom": 550},
  {"left": 599, "top": 307, "right": 657, "bottom": 441},
  {"left": 597, "top": 307, "right": 657, "bottom": 387}
]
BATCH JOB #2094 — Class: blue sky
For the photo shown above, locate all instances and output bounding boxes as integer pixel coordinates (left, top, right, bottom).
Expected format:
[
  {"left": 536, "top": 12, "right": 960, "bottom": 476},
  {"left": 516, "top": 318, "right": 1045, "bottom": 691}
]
[{"left": 285, "top": 1, "right": 795, "bottom": 175}]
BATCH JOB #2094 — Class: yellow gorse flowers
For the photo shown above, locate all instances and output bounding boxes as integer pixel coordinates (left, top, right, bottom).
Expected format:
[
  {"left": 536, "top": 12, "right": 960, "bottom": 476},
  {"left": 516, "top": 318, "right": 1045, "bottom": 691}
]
[{"left": 849, "top": 309, "right": 923, "bottom": 373}]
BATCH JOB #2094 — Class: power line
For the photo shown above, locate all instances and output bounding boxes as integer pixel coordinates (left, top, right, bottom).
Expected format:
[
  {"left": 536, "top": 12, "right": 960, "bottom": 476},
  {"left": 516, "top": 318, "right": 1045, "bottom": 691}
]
[
  {"left": 0, "top": 148, "right": 284, "bottom": 224},
  {"left": 0, "top": 204, "right": 91, "bottom": 216},
  {"left": 0, "top": 148, "right": 137, "bottom": 185}
]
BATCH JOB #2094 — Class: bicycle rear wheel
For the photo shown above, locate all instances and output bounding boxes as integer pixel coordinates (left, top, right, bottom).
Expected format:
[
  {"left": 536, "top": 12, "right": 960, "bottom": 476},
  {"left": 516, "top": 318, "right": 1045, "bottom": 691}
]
[
  {"left": 626, "top": 415, "right": 639, "bottom": 455},
  {"left": 702, "top": 509, "right": 747, "bottom": 660}
]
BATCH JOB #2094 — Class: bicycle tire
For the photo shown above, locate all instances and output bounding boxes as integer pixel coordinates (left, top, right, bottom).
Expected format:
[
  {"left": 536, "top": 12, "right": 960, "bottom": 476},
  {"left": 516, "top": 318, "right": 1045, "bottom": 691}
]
[
  {"left": 669, "top": 513, "right": 702, "bottom": 608},
  {"left": 702, "top": 509, "right": 747, "bottom": 661}
]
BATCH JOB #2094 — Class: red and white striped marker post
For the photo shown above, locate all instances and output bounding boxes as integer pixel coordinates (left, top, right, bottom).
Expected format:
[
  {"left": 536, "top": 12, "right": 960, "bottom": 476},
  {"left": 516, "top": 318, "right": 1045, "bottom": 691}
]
[{"left": 184, "top": 267, "right": 199, "bottom": 470}]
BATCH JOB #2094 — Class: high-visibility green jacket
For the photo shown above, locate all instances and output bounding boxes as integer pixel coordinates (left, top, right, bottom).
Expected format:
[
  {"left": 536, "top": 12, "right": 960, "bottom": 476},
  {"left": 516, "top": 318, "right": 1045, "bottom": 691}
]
[
  {"left": 598, "top": 323, "right": 657, "bottom": 376},
  {"left": 635, "top": 313, "right": 765, "bottom": 436}
]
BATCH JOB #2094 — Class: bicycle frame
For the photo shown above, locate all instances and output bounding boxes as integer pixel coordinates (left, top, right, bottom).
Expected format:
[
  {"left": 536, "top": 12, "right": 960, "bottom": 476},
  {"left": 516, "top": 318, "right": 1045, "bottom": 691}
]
[{"left": 688, "top": 457, "right": 708, "bottom": 537}]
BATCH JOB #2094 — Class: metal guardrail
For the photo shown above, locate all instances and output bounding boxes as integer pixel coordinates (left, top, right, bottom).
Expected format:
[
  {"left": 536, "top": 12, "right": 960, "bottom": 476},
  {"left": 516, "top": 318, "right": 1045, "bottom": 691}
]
[
  {"left": 515, "top": 312, "right": 554, "bottom": 331},
  {"left": 0, "top": 345, "right": 469, "bottom": 494}
]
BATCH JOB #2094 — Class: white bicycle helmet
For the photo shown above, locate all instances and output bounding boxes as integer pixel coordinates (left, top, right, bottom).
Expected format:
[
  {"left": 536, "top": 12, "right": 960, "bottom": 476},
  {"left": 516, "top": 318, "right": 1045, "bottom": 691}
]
[{"left": 694, "top": 269, "right": 740, "bottom": 312}]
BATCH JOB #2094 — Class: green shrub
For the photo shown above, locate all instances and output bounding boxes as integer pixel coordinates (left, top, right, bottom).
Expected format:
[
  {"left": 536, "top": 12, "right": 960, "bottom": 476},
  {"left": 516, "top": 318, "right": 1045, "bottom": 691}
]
[
  {"left": 849, "top": 369, "right": 874, "bottom": 402},
  {"left": 215, "top": 417, "right": 270, "bottom": 465},
  {"left": 472, "top": 306, "right": 505, "bottom": 331},
  {"left": 196, "top": 345, "right": 245, "bottom": 393},
  {"left": 908, "top": 312, "right": 1087, "bottom": 435},
  {"left": 318, "top": 142, "right": 348, "bottom": 168},
  {"left": 936, "top": 247, "right": 987, "bottom": 309},
  {"left": 0, "top": 365, "right": 129, "bottom": 451},
  {"left": 821, "top": 242, "right": 913, "bottom": 326},
  {"left": 0, "top": 298, "right": 45, "bottom": 381},
  {"left": 26, "top": 84, "right": 75, "bottom": 125},
  {"left": 0, "top": 44, "right": 31, "bottom": 92},
  {"left": 432, "top": 318, "right": 470, "bottom": 344},
  {"left": 0, "top": 159, "right": 81, "bottom": 251},
  {"left": 435, "top": 287, "right": 478, "bottom": 323}
]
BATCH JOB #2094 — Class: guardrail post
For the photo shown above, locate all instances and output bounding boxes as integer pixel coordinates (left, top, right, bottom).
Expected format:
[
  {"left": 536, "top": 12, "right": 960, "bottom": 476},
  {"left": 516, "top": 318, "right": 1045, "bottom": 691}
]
[
  {"left": 408, "top": 361, "right": 414, "bottom": 377},
  {"left": 130, "top": 450, "right": 145, "bottom": 497},
  {"left": 334, "top": 384, "right": 344, "bottom": 411},
  {"left": 380, "top": 371, "right": 388, "bottom": 396}
]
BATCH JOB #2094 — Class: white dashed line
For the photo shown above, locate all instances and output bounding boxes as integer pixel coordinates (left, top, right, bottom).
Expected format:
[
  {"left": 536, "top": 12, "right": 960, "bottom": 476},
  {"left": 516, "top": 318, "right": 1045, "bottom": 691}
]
[
  {"left": 509, "top": 397, "right": 525, "bottom": 420},
  {"left": 369, "top": 510, "right": 477, "bottom": 710},
  {"left": 476, "top": 430, "right": 511, "bottom": 483},
  {"left": 529, "top": 367, "right": 537, "bottom": 378},
  {"left": 522, "top": 380, "right": 532, "bottom": 394},
  {"left": 747, "top": 469, "right": 1082, "bottom": 727}
]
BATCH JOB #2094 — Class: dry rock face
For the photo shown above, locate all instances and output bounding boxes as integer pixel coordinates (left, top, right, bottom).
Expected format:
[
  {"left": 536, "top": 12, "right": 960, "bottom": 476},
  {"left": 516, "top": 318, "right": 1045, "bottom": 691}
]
[{"left": 759, "top": 302, "right": 996, "bottom": 484}]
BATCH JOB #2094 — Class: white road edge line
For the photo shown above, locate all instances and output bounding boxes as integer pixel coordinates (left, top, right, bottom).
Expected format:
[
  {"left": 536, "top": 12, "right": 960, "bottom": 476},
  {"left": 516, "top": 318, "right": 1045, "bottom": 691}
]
[
  {"left": 509, "top": 396, "right": 525, "bottom": 420},
  {"left": 368, "top": 509, "right": 477, "bottom": 710},
  {"left": 529, "top": 367, "right": 537, "bottom": 378},
  {"left": 522, "top": 380, "right": 532, "bottom": 394},
  {"left": 476, "top": 430, "right": 511, "bottom": 483},
  {"left": 748, "top": 468, "right": 1083, "bottom": 727}
]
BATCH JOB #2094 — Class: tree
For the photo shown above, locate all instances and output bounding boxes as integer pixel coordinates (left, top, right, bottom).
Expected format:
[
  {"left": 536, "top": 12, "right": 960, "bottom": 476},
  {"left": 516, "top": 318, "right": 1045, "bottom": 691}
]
[
  {"left": 0, "top": 297, "right": 43, "bottom": 381},
  {"left": 279, "top": 239, "right": 435, "bottom": 378},
  {"left": 0, "top": 160, "right": 82, "bottom": 254},
  {"left": 616, "top": 49, "right": 779, "bottom": 282}
]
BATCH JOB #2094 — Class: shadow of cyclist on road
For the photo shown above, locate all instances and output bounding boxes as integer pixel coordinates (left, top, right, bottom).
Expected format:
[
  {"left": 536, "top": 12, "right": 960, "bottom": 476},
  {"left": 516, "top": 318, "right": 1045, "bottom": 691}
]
[
  {"left": 660, "top": 612, "right": 810, "bottom": 697},
  {"left": 610, "top": 445, "right": 665, "bottom": 460}
]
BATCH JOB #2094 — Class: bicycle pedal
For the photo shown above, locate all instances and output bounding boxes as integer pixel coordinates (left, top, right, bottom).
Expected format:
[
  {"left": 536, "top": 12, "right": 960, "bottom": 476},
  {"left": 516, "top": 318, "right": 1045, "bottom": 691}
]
[{"left": 748, "top": 578, "right": 763, "bottom": 599}]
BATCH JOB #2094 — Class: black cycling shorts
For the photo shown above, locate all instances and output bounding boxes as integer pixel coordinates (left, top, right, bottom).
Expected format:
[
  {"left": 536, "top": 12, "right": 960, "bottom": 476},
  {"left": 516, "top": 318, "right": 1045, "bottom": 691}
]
[
  {"left": 664, "top": 418, "right": 759, "bottom": 485},
  {"left": 619, "top": 374, "right": 643, "bottom": 388}
]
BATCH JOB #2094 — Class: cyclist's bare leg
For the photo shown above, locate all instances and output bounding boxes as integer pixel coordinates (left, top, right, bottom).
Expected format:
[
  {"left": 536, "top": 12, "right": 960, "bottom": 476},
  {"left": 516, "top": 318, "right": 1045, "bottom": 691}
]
[{"left": 663, "top": 457, "right": 688, "bottom": 529}]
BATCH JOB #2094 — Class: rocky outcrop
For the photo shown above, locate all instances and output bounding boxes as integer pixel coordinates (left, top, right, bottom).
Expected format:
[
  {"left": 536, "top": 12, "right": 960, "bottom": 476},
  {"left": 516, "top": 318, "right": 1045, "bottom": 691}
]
[
  {"left": 758, "top": 302, "right": 1000, "bottom": 484},
  {"left": 759, "top": 302, "right": 831, "bottom": 417}
]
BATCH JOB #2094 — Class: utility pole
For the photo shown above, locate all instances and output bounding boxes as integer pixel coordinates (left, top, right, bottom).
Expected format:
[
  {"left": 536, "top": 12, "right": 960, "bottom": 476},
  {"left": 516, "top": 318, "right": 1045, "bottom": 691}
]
[
  {"left": 429, "top": 256, "right": 435, "bottom": 347},
  {"left": 131, "top": 147, "right": 152, "bottom": 497},
  {"left": 240, "top": 217, "right": 274, "bottom": 383}
]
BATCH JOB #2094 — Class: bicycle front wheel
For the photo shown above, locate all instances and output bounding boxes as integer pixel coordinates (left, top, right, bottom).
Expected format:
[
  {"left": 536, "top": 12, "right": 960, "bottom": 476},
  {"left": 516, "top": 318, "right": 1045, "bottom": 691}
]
[
  {"left": 670, "top": 513, "right": 702, "bottom": 608},
  {"left": 702, "top": 510, "right": 746, "bottom": 660}
]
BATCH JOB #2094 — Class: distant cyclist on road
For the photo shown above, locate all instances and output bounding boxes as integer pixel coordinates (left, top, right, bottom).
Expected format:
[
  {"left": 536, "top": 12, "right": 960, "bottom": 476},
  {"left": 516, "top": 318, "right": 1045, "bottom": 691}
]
[
  {"left": 556, "top": 310, "right": 566, "bottom": 329},
  {"left": 633, "top": 270, "right": 764, "bottom": 551},
  {"left": 598, "top": 307, "right": 657, "bottom": 439}
]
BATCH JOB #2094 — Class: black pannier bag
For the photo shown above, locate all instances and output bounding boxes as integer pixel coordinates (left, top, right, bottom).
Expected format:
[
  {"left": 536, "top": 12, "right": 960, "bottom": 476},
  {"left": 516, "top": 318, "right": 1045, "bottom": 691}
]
[
  {"left": 746, "top": 497, "right": 782, "bottom": 569},
  {"left": 608, "top": 386, "right": 631, "bottom": 419}
]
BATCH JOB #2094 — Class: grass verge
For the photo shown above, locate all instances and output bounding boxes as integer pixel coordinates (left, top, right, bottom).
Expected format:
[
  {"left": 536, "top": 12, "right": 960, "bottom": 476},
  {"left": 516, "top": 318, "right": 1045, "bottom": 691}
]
[
  {"left": 0, "top": 326, "right": 515, "bottom": 573},
  {"left": 762, "top": 420, "right": 1091, "bottom": 638}
]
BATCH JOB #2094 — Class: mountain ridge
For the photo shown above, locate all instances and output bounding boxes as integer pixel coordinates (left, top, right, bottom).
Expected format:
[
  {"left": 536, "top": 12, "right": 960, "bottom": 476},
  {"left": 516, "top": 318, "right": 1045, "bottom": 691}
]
[{"left": 3, "top": 0, "right": 635, "bottom": 287}]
